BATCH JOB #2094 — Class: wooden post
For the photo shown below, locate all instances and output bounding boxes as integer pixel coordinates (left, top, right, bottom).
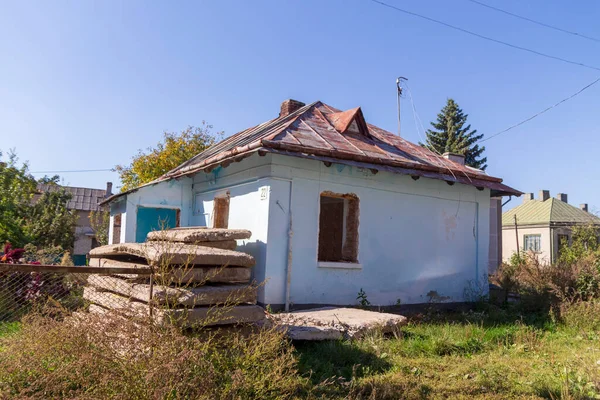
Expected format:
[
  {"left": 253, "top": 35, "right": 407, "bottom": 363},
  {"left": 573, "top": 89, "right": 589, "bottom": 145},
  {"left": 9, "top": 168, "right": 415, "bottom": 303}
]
[
  {"left": 149, "top": 273, "right": 154, "bottom": 318},
  {"left": 514, "top": 214, "right": 520, "bottom": 254}
]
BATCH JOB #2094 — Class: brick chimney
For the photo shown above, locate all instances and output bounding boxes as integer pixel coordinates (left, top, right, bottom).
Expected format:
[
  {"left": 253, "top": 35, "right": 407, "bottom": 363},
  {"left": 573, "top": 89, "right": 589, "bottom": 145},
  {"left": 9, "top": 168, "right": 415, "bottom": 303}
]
[
  {"left": 279, "top": 99, "right": 305, "bottom": 117},
  {"left": 556, "top": 193, "right": 568, "bottom": 203},
  {"left": 106, "top": 182, "right": 113, "bottom": 197},
  {"left": 523, "top": 193, "right": 534, "bottom": 203},
  {"left": 539, "top": 190, "right": 550, "bottom": 201},
  {"left": 442, "top": 152, "right": 465, "bottom": 165},
  {"left": 580, "top": 203, "right": 589, "bottom": 212}
]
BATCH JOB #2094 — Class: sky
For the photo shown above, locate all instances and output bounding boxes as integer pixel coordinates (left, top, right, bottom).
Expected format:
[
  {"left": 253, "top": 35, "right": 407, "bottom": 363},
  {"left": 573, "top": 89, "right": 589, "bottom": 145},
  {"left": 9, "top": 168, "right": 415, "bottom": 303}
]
[{"left": 0, "top": 0, "right": 598, "bottom": 212}]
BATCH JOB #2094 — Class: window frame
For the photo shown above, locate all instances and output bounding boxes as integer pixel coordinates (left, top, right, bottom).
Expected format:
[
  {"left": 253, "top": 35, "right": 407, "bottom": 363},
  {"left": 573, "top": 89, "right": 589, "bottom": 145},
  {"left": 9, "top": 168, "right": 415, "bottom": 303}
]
[{"left": 523, "top": 234, "right": 542, "bottom": 253}]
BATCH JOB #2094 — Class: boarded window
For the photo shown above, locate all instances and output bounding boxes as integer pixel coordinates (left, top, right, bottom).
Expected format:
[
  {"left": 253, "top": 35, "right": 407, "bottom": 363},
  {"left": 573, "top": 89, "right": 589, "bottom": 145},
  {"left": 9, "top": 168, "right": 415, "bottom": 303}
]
[
  {"left": 213, "top": 195, "right": 230, "bottom": 229},
  {"left": 318, "top": 192, "right": 359, "bottom": 262},
  {"left": 112, "top": 214, "right": 122, "bottom": 244}
]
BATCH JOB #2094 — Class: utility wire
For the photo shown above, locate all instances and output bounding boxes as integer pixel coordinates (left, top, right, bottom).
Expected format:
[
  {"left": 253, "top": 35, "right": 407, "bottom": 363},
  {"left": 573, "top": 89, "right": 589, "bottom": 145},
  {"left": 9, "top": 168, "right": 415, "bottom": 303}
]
[
  {"left": 465, "top": 0, "right": 600, "bottom": 43},
  {"left": 481, "top": 77, "right": 600, "bottom": 142},
  {"left": 367, "top": 0, "right": 600, "bottom": 72},
  {"left": 30, "top": 168, "right": 113, "bottom": 174}
]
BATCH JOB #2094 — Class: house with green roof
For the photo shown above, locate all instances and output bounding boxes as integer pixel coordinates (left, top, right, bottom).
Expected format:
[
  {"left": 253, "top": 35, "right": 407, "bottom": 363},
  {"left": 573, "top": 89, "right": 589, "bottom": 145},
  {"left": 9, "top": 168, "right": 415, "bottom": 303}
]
[{"left": 502, "top": 190, "right": 600, "bottom": 263}]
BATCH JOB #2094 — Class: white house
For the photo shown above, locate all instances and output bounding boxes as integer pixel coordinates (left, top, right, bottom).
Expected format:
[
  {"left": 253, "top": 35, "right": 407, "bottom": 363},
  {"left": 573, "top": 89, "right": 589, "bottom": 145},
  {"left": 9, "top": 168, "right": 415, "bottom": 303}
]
[
  {"left": 502, "top": 190, "right": 600, "bottom": 264},
  {"left": 103, "top": 100, "right": 520, "bottom": 309}
]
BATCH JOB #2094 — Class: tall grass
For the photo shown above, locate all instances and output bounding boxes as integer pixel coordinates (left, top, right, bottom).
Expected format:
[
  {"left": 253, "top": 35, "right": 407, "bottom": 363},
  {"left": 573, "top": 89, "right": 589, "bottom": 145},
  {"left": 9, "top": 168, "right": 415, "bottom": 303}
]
[{"left": 0, "top": 312, "right": 309, "bottom": 399}]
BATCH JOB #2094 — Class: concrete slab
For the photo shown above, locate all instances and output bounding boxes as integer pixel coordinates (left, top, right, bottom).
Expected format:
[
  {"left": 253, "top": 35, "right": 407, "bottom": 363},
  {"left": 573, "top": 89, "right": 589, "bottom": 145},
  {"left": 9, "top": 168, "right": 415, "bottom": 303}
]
[
  {"left": 270, "top": 307, "right": 407, "bottom": 340},
  {"left": 89, "top": 258, "right": 252, "bottom": 284},
  {"left": 145, "top": 239, "right": 236, "bottom": 251},
  {"left": 83, "top": 287, "right": 264, "bottom": 326},
  {"left": 147, "top": 228, "right": 251, "bottom": 243},
  {"left": 89, "top": 243, "right": 255, "bottom": 268},
  {"left": 87, "top": 275, "right": 257, "bottom": 306}
]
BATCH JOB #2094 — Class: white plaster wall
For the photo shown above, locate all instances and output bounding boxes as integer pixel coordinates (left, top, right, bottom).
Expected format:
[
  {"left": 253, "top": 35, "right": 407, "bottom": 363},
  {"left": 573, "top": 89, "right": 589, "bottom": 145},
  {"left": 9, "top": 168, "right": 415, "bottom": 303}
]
[
  {"left": 265, "top": 155, "right": 491, "bottom": 307},
  {"left": 501, "top": 225, "right": 551, "bottom": 263},
  {"left": 115, "top": 178, "right": 192, "bottom": 243},
  {"left": 190, "top": 154, "right": 276, "bottom": 303}
]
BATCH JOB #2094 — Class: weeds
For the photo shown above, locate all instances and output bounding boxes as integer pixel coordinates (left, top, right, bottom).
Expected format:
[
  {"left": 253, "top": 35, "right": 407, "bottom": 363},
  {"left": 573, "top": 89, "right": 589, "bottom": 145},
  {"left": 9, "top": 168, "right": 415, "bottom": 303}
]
[{"left": 0, "top": 312, "right": 308, "bottom": 399}]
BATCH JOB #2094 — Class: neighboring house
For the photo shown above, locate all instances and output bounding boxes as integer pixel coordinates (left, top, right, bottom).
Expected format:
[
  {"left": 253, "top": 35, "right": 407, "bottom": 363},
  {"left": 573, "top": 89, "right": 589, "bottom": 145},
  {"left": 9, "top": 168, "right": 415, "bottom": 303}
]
[
  {"left": 36, "top": 182, "right": 113, "bottom": 264},
  {"left": 502, "top": 190, "right": 600, "bottom": 263},
  {"left": 102, "top": 99, "right": 520, "bottom": 309}
]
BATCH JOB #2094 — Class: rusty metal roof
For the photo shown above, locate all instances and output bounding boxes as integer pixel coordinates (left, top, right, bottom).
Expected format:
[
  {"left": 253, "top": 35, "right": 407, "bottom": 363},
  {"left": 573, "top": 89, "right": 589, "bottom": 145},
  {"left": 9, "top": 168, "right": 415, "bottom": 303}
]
[{"left": 104, "top": 101, "right": 520, "bottom": 204}]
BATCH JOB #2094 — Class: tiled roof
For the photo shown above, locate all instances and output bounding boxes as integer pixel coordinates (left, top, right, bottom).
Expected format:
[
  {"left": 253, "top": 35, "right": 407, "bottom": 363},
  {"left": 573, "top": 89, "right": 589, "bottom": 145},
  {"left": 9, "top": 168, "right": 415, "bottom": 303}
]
[
  {"left": 502, "top": 198, "right": 600, "bottom": 226},
  {"left": 103, "top": 100, "right": 520, "bottom": 204},
  {"left": 37, "top": 184, "right": 107, "bottom": 212}
]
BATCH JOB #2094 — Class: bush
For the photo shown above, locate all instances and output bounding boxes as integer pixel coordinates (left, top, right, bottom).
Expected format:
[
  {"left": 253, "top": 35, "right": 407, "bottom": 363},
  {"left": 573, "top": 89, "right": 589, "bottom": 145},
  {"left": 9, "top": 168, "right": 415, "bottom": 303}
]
[
  {"left": 0, "top": 313, "right": 309, "bottom": 399},
  {"left": 492, "top": 225, "right": 600, "bottom": 311}
]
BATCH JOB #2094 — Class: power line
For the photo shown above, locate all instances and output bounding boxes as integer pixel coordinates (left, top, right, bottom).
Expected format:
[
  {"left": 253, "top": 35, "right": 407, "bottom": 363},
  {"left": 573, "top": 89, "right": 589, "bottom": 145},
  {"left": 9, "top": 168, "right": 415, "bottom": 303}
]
[
  {"left": 30, "top": 168, "right": 113, "bottom": 174},
  {"left": 465, "top": 0, "right": 600, "bottom": 44},
  {"left": 367, "top": 0, "right": 600, "bottom": 72},
  {"left": 481, "top": 77, "right": 600, "bottom": 142}
]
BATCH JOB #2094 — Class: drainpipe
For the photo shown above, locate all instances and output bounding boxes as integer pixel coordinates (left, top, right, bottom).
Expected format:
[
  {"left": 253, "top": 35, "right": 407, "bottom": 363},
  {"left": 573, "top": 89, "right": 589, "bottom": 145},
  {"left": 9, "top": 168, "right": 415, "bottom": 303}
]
[{"left": 284, "top": 181, "right": 294, "bottom": 311}]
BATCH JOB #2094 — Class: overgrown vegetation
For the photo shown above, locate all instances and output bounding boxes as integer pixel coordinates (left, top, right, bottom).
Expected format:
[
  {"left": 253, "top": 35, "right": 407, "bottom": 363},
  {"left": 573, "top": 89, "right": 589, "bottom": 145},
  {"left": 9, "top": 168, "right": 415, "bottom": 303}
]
[
  {"left": 491, "top": 225, "right": 600, "bottom": 311},
  {"left": 0, "top": 313, "right": 309, "bottom": 399},
  {"left": 89, "top": 209, "right": 110, "bottom": 246}
]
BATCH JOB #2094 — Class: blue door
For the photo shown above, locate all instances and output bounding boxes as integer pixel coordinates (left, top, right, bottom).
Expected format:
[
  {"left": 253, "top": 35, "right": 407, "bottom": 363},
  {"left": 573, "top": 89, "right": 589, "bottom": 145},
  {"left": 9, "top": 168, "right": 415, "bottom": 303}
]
[{"left": 135, "top": 207, "right": 178, "bottom": 243}]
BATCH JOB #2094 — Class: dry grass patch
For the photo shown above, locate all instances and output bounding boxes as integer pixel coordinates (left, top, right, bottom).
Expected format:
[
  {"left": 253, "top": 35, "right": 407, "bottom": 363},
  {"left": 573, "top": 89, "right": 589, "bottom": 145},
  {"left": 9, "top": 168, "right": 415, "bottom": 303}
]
[{"left": 0, "top": 312, "right": 310, "bottom": 399}]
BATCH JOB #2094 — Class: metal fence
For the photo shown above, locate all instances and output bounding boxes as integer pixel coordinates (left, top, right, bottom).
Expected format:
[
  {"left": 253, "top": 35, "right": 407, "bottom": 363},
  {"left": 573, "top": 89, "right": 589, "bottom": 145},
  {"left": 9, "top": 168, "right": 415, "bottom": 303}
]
[{"left": 0, "top": 263, "right": 153, "bottom": 322}]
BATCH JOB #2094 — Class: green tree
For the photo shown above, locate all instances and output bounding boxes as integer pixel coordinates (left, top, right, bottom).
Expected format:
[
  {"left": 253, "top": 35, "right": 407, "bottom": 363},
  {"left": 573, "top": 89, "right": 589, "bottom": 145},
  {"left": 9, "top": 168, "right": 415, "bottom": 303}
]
[
  {"left": 421, "top": 99, "right": 487, "bottom": 170},
  {"left": 24, "top": 189, "right": 77, "bottom": 251},
  {"left": 0, "top": 150, "right": 77, "bottom": 251},
  {"left": 89, "top": 209, "right": 110, "bottom": 246},
  {"left": 115, "top": 124, "right": 222, "bottom": 192},
  {"left": 0, "top": 150, "right": 37, "bottom": 247}
]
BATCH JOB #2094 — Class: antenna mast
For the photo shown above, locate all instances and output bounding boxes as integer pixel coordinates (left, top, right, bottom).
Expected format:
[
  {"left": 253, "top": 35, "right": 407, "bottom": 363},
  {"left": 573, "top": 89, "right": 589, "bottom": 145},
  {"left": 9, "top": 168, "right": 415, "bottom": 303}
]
[{"left": 396, "top": 76, "right": 407, "bottom": 136}]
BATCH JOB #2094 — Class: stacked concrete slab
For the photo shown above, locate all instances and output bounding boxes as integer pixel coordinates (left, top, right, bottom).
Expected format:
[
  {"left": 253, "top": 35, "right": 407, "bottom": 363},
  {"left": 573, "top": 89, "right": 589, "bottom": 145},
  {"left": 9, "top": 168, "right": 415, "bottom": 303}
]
[{"left": 86, "top": 228, "right": 264, "bottom": 327}]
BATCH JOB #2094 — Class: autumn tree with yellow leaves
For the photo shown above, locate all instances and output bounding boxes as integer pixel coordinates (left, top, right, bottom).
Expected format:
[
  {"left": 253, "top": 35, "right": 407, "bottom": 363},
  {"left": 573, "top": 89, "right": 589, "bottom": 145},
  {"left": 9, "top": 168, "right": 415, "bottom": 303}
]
[{"left": 115, "top": 124, "right": 222, "bottom": 192}]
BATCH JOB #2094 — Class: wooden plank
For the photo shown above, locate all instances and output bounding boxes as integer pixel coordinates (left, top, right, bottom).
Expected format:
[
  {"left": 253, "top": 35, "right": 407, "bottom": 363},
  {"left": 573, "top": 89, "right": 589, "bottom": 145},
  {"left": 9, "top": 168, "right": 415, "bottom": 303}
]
[
  {"left": 89, "top": 258, "right": 252, "bottom": 284},
  {"left": 87, "top": 275, "right": 257, "bottom": 306},
  {"left": 89, "top": 243, "right": 255, "bottom": 268}
]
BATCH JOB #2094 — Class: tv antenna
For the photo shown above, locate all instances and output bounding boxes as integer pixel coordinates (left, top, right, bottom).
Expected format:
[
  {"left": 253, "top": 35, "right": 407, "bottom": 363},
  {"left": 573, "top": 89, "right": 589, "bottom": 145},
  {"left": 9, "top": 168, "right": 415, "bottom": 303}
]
[{"left": 396, "top": 77, "right": 408, "bottom": 136}]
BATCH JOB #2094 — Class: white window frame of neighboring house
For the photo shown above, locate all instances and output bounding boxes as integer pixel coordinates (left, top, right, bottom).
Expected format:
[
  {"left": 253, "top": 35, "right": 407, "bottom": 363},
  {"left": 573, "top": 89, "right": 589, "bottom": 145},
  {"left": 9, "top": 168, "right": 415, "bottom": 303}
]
[{"left": 523, "top": 234, "right": 541, "bottom": 253}]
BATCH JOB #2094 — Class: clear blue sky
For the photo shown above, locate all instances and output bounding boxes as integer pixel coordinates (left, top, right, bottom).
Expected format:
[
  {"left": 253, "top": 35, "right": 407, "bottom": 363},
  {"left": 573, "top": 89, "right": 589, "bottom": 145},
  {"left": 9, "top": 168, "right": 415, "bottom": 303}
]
[{"left": 1, "top": 0, "right": 598, "bottom": 212}]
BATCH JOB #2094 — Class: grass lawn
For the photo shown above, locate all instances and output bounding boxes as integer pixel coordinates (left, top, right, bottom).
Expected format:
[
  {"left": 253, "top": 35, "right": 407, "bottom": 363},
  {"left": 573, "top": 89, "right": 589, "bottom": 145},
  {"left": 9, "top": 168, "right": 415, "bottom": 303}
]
[
  {"left": 294, "top": 306, "right": 600, "bottom": 399},
  {"left": 0, "top": 306, "right": 598, "bottom": 399}
]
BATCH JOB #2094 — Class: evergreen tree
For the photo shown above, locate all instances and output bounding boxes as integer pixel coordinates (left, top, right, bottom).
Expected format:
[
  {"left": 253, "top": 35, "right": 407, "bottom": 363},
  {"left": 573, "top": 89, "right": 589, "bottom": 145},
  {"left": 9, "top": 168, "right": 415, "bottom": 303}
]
[{"left": 421, "top": 99, "right": 487, "bottom": 170}]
